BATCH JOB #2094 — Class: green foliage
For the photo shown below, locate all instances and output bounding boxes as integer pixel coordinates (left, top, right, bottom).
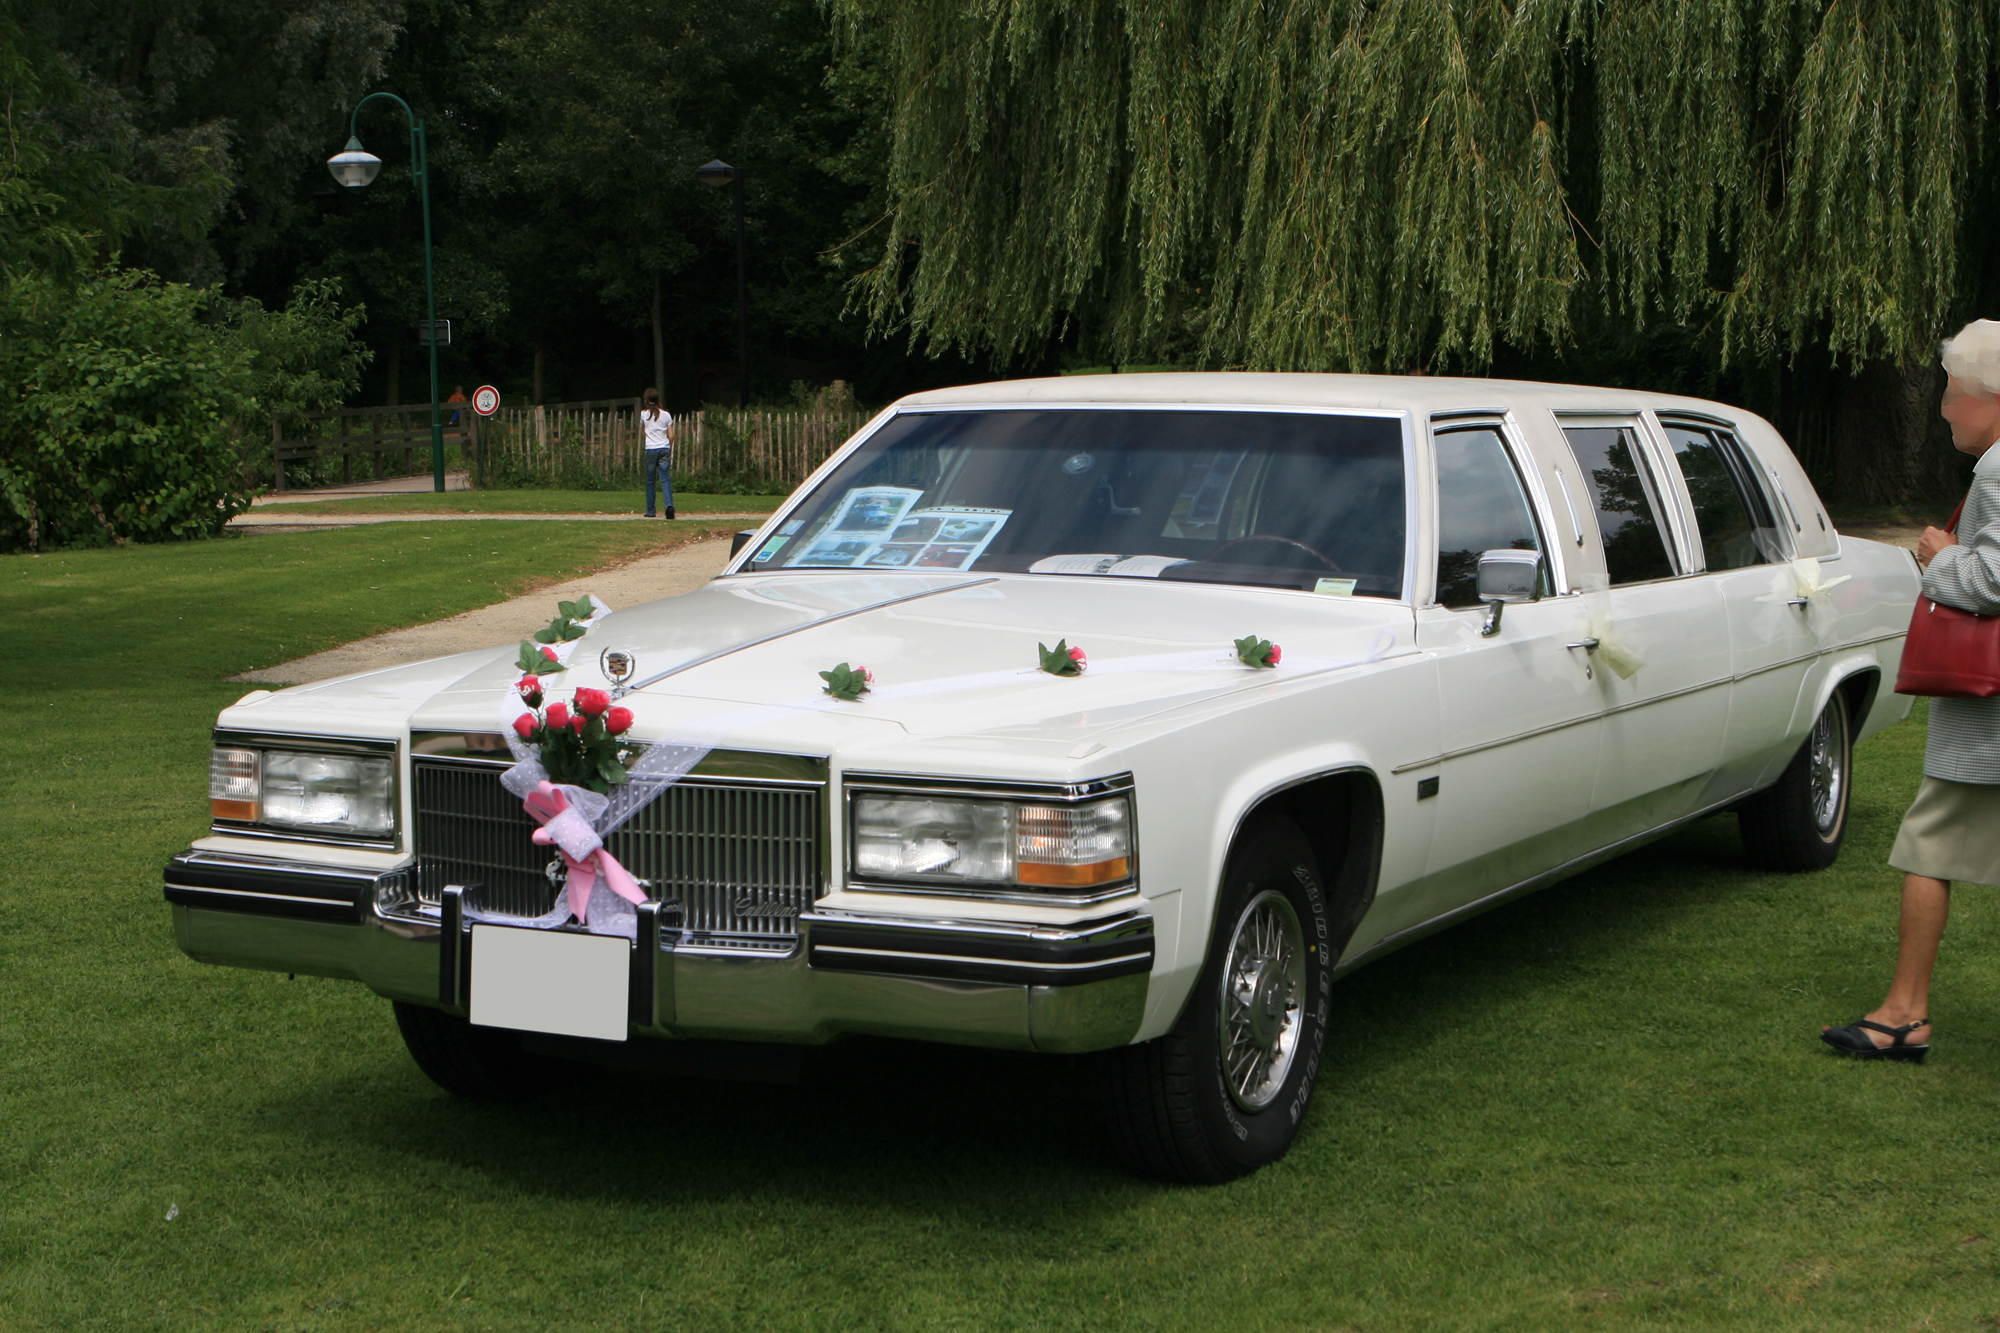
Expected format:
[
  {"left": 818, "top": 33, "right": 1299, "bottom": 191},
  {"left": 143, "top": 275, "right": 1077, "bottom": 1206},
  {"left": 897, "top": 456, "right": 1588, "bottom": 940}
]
[
  {"left": 0, "top": 269, "right": 255, "bottom": 551},
  {"left": 818, "top": 661, "right": 872, "bottom": 700},
  {"left": 216, "top": 277, "right": 374, "bottom": 426},
  {"left": 833, "top": 0, "right": 1996, "bottom": 373}
]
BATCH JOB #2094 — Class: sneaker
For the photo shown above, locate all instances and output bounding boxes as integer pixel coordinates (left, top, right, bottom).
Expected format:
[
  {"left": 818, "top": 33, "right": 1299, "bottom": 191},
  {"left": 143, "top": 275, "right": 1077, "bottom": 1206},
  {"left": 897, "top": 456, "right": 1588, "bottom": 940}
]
[
  {"left": 643, "top": 512, "right": 656, "bottom": 518},
  {"left": 664, "top": 507, "right": 676, "bottom": 520}
]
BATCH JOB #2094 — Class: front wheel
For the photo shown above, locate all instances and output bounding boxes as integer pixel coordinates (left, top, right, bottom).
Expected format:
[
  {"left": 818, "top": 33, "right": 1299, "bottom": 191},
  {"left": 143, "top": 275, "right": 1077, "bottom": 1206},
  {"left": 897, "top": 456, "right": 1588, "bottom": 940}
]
[
  {"left": 1738, "top": 690, "right": 1852, "bottom": 871},
  {"left": 392, "top": 1002, "right": 597, "bottom": 1101},
  {"left": 1096, "top": 812, "right": 1333, "bottom": 1183}
]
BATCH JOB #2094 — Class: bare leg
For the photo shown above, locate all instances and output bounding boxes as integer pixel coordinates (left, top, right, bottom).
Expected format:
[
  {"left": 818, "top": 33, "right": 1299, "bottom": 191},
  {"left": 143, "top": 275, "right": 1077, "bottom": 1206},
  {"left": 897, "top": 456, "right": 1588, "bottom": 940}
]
[{"left": 1860, "top": 873, "right": 1951, "bottom": 1047}]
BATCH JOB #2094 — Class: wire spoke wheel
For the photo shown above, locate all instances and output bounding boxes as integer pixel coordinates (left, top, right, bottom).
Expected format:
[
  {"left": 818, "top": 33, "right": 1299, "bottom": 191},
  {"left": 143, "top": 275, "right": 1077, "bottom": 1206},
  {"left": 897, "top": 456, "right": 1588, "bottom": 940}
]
[
  {"left": 1808, "top": 705, "right": 1845, "bottom": 835},
  {"left": 1218, "top": 889, "right": 1306, "bottom": 1111}
]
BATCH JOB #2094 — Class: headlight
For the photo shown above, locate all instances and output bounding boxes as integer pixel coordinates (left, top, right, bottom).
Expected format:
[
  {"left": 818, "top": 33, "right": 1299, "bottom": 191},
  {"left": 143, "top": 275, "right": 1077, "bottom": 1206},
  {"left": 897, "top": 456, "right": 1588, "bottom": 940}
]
[
  {"left": 210, "top": 744, "right": 396, "bottom": 838},
  {"left": 851, "top": 792, "right": 1132, "bottom": 893}
]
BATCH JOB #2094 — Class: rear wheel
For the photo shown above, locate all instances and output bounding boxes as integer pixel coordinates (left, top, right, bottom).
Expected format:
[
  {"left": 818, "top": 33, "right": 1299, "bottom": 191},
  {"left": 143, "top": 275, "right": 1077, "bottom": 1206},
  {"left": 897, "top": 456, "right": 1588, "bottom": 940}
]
[
  {"left": 392, "top": 1002, "right": 595, "bottom": 1101},
  {"left": 1739, "top": 690, "right": 1852, "bottom": 871},
  {"left": 1097, "top": 813, "right": 1333, "bottom": 1183}
]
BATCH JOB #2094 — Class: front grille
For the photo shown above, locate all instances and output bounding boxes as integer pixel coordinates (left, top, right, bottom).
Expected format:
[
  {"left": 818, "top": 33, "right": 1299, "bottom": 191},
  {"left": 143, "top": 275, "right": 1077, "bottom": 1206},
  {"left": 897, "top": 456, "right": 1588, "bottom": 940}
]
[{"left": 413, "top": 757, "right": 823, "bottom": 939}]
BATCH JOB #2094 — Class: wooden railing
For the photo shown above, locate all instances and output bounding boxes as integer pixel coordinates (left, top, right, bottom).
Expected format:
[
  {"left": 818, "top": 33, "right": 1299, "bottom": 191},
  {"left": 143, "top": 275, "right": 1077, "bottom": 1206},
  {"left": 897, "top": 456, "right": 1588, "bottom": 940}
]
[
  {"left": 270, "top": 404, "right": 474, "bottom": 491},
  {"left": 272, "top": 399, "right": 874, "bottom": 492},
  {"left": 471, "top": 399, "right": 873, "bottom": 489}
]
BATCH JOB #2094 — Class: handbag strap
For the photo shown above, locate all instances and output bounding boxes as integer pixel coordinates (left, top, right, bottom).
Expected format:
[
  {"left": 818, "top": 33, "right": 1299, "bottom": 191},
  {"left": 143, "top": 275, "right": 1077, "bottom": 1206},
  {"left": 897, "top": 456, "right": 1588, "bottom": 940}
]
[{"left": 1949, "top": 493, "right": 1968, "bottom": 534}]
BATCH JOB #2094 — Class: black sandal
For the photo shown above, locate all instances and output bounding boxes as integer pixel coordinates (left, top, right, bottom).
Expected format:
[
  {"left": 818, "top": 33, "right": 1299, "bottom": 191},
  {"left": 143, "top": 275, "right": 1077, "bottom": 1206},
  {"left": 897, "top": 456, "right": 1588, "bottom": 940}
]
[{"left": 1821, "top": 1017, "right": 1930, "bottom": 1063}]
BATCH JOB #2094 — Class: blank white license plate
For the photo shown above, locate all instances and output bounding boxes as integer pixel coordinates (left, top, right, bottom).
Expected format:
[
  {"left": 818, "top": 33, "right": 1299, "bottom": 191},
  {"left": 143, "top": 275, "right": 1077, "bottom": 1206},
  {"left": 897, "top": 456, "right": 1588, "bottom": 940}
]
[{"left": 469, "top": 925, "right": 630, "bottom": 1042}]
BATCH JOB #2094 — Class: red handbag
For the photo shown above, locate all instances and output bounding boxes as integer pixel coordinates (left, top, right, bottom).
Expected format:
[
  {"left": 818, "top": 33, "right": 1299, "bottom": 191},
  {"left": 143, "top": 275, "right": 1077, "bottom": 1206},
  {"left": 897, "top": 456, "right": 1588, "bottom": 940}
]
[{"left": 1894, "top": 497, "right": 2000, "bottom": 698}]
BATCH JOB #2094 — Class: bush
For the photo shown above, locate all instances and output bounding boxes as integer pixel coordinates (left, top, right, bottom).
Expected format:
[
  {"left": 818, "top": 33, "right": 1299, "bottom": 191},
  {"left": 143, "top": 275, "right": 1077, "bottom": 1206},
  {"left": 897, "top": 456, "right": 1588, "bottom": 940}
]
[{"left": 0, "top": 270, "right": 368, "bottom": 549}]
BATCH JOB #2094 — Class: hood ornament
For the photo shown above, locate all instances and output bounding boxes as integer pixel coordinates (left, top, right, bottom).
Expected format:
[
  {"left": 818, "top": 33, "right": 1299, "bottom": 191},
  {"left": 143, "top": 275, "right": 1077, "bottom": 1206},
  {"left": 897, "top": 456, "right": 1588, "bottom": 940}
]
[{"left": 601, "top": 647, "right": 638, "bottom": 697}]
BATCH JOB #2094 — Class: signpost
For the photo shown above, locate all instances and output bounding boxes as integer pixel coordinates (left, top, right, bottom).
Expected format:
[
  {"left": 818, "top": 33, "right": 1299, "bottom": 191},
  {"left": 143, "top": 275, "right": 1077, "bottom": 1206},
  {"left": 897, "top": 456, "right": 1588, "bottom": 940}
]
[
  {"left": 471, "top": 385, "right": 500, "bottom": 416},
  {"left": 417, "top": 319, "right": 452, "bottom": 347}
]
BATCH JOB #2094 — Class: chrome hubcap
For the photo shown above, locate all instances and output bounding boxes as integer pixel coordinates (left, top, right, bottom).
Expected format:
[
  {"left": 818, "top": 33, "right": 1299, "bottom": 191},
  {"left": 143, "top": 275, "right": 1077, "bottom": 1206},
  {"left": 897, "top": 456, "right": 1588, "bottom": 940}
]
[
  {"left": 1808, "top": 704, "right": 1846, "bottom": 835},
  {"left": 1220, "top": 890, "right": 1306, "bottom": 1111}
]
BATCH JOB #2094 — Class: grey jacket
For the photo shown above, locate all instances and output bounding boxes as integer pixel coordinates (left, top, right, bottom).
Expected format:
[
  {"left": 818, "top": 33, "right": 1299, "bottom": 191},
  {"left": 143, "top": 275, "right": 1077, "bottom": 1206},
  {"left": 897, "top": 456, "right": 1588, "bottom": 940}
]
[{"left": 1922, "top": 443, "right": 2000, "bottom": 783}]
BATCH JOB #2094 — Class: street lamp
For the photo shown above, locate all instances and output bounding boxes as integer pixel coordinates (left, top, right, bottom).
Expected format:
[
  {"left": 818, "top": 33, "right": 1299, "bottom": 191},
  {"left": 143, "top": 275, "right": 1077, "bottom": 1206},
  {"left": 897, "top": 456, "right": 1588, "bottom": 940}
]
[
  {"left": 696, "top": 159, "right": 749, "bottom": 409},
  {"left": 328, "top": 94, "right": 447, "bottom": 493}
]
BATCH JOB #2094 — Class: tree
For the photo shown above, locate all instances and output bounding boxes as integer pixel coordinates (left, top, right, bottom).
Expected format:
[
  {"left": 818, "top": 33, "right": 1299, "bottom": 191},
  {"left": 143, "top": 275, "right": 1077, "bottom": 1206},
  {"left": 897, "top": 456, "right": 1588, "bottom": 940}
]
[{"left": 833, "top": 0, "right": 2000, "bottom": 502}]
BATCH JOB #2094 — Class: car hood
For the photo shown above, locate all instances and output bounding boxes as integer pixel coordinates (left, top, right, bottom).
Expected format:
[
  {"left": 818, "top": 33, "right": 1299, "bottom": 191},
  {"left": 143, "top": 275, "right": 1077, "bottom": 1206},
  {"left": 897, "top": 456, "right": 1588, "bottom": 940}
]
[{"left": 398, "top": 573, "right": 1416, "bottom": 762}]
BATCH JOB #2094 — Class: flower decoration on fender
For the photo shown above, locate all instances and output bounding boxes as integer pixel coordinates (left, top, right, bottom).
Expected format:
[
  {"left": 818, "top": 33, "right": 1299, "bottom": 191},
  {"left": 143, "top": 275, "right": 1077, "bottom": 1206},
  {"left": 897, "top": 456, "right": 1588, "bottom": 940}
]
[
  {"left": 1038, "top": 639, "right": 1087, "bottom": 676},
  {"left": 534, "top": 595, "right": 600, "bottom": 645},
  {"left": 819, "top": 662, "right": 873, "bottom": 700},
  {"left": 1234, "top": 634, "right": 1282, "bottom": 669},
  {"left": 516, "top": 641, "right": 566, "bottom": 675}
]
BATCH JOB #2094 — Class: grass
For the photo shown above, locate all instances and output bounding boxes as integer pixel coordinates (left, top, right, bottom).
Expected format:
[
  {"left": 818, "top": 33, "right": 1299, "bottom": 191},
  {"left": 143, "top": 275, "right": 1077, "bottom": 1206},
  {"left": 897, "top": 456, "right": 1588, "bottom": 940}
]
[
  {"left": 4, "top": 532, "right": 1999, "bottom": 1329},
  {"left": 257, "top": 490, "right": 786, "bottom": 516}
]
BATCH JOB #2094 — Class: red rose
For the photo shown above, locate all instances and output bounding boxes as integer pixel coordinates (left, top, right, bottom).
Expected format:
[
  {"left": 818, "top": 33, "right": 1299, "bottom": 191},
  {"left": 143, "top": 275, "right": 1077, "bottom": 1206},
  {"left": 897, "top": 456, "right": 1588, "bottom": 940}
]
[
  {"left": 518, "top": 674, "right": 543, "bottom": 706},
  {"left": 540, "top": 646, "right": 560, "bottom": 663},
  {"left": 545, "top": 701, "right": 571, "bottom": 729},
  {"left": 571, "top": 713, "right": 587, "bottom": 733},
  {"left": 512, "top": 712, "right": 538, "bottom": 740},
  {"left": 574, "top": 687, "right": 611, "bottom": 717},
  {"left": 606, "top": 706, "right": 633, "bottom": 735},
  {"left": 1069, "top": 645, "right": 1087, "bottom": 669},
  {"left": 860, "top": 666, "right": 874, "bottom": 683},
  {"left": 1267, "top": 644, "right": 1282, "bottom": 666}
]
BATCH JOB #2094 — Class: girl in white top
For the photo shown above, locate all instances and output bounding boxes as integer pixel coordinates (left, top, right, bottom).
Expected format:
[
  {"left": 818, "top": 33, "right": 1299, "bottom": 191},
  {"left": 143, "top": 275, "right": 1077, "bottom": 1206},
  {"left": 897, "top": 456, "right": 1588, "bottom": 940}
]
[{"left": 640, "top": 388, "right": 674, "bottom": 518}]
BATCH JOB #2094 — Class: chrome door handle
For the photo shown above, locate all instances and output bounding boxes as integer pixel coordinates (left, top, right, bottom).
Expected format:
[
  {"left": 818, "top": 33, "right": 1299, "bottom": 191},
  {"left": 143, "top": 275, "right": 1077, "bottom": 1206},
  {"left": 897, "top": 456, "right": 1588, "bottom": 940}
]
[
  {"left": 1786, "top": 596, "right": 1809, "bottom": 608},
  {"left": 1566, "top": 638, "right": 1600, "bottom": 651}
]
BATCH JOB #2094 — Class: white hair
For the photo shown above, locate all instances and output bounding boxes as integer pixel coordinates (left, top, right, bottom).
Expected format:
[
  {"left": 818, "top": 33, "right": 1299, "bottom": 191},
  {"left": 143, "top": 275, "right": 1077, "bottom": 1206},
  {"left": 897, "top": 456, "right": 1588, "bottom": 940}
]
[{"left": 1941, "top": 319, "right": 2000, "bottom": 395}]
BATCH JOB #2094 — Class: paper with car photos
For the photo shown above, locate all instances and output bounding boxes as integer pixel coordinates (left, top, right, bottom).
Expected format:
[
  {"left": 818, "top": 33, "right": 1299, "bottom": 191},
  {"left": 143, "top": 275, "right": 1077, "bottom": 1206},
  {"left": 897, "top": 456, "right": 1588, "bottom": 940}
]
[{"left": 786, "top": 485, "right": 1010, "bottom": 571}]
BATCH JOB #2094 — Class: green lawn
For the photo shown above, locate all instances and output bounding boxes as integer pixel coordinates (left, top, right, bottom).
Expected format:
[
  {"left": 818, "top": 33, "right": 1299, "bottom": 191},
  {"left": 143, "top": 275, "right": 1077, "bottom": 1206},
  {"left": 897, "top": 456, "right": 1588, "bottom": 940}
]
[
  {"left": 257, "top": 490, "right": 785, "bottom": 516},
  {"left": 4, "top": 533, "right": 1997, "bottom": 1330}
]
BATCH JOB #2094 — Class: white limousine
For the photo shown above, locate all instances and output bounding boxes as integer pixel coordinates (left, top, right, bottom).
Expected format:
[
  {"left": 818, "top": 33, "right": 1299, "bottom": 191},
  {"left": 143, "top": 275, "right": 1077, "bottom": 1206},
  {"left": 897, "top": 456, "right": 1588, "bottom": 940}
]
[{"left": 168, "top": 375, "right": 1919, "bottom": 1182}]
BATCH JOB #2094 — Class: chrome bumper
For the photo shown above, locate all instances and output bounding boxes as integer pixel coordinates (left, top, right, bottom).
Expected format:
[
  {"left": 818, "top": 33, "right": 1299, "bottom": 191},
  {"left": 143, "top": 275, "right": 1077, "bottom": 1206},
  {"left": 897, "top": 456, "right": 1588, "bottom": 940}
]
[{"left": 165, "top": 854, "right": 1153, "bottom": 1054}]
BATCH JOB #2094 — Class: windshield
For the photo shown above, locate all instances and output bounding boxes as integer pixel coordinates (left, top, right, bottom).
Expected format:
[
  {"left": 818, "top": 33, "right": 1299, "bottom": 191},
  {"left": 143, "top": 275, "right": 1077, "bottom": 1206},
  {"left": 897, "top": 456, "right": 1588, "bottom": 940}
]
[{"left": 742, "top": 409, "right": 1408, "bottom": 597}]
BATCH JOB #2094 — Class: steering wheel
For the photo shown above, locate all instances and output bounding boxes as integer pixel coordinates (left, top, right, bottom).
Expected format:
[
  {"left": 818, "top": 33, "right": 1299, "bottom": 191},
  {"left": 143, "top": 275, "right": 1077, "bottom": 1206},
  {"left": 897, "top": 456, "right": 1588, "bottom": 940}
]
[{"left": 1208, "top": 533, "right": 1343, "bottom": 572}]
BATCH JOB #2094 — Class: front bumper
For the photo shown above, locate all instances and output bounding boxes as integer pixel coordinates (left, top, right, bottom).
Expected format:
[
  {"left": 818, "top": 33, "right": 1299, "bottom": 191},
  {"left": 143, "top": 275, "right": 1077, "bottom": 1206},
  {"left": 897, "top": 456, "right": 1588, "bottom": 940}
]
[{"left": 165, "top": 852, "right": 1153, "bottom": 1054}]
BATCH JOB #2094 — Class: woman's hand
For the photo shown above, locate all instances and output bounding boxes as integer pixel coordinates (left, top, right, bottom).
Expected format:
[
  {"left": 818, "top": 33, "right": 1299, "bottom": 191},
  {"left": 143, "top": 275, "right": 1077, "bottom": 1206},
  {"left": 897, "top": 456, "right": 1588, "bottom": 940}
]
[{"left": 1918, "top": 525, "right": 1960, "bottom": 569}]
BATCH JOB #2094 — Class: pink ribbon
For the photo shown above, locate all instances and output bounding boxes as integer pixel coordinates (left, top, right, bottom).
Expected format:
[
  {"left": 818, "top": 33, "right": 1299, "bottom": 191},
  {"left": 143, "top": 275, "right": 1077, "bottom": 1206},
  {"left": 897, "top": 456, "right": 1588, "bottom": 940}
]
[{"left": 520, "top": 781, "right": 646, "bottom": 925}]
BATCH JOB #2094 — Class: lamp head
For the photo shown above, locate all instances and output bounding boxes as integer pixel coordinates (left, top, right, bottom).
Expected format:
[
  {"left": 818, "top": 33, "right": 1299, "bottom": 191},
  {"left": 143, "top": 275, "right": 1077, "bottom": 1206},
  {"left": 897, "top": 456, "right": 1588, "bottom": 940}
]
[
  {"left": 327, "top": 137, "right": 382, "bottom": 189},
  {"left": 695, "top": 159, "right": 738, "bottom": 188}
]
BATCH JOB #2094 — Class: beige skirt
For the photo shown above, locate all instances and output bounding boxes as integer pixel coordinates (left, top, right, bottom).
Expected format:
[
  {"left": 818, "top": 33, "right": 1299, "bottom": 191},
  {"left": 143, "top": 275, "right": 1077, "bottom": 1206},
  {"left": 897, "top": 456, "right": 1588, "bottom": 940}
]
[{"left": 1889, "top": 776, "right": 2000, "bottom": 886}]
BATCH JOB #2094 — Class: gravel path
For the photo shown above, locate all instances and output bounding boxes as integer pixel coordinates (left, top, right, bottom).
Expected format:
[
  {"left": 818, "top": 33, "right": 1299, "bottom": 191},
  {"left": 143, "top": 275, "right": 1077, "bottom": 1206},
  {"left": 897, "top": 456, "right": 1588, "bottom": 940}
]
[
  {"left": 234, "top": 536, "right": 738, "bottom": 685},
  {"left": 231, "top": 511, "right": 769, "bottom": 530}
]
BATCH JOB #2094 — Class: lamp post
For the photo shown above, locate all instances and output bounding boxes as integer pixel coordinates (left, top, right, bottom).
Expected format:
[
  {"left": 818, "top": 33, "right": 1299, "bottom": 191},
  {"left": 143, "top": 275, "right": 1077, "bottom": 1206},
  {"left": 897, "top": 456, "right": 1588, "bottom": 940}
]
[
  {"left": 695, "top": 159, "right": 749, "bottom": 409},
  {"left": 328, "top": 93, "right": 446, "bottom": 493}
]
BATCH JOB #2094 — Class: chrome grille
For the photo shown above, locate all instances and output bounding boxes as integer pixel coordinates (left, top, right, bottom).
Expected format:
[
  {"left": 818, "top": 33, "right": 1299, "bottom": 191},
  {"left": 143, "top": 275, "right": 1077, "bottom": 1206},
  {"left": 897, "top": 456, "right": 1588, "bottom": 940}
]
[{"left": 413, "top": 757, "right": 824, "bottom": 937}]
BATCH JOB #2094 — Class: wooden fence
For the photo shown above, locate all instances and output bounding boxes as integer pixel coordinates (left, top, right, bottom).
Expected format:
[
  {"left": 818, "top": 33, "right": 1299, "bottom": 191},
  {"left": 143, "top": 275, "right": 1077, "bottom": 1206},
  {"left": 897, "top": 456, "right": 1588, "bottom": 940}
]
[
  {"left": 468, "top": 399, "right": 873, "bottom": 489},
  {"left": 270, "top": 404, "right": 476, "bottom": 491},
  {"left": 269, "top": 398, "right": 872, "bottom": 491}
]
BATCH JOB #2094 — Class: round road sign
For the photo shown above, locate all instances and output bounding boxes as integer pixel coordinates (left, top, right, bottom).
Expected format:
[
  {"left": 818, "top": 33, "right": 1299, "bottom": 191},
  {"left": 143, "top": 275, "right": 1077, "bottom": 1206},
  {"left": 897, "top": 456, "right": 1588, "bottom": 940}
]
[{"left": 472, "top": 384, "right": 501, "bottom": 416}]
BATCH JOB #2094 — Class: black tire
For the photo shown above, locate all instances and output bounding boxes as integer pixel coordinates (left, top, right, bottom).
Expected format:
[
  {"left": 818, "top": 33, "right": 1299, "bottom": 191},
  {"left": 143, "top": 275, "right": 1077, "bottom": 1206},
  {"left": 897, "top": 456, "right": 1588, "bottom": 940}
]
[
  {"left": 1739, "top": 690, "right": 1852, "bottom": 871},
  {"left": 391, "top": 1001, "right": 596, "bottom": 1101},
  {"left": 1097, "top": 812, "right": 1333, "bottom": 1184}
]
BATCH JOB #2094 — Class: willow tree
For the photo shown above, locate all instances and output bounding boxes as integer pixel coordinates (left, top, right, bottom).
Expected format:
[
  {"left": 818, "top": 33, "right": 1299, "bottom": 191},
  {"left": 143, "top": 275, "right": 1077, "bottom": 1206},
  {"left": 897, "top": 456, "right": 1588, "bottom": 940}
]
[{"left": 832, "top": 0, "right": 1997, "bottom": 502}]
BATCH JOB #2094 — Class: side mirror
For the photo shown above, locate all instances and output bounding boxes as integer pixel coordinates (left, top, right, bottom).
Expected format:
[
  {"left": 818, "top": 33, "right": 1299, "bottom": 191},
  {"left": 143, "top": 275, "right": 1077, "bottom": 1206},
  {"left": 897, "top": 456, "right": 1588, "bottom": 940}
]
[
  {"left": 1475, "top": 549, "right": 1542, "bottom": 636},
  {"left": 730, "top": 530, "right": 758, "bottom": 558}
]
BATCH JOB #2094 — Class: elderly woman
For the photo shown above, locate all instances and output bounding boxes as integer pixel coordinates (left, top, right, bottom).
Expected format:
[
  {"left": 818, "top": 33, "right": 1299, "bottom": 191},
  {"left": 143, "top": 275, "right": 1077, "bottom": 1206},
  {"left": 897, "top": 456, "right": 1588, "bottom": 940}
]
[{"left": 1823, "top": 318, "right": 2000, "bottom": 1063}]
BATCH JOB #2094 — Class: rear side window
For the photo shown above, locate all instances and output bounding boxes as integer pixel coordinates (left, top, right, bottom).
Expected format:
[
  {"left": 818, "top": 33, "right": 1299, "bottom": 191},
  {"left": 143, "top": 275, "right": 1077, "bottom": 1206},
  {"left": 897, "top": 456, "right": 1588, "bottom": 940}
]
[
  {"left": 1662, "top": 424, "right": 1784, "bottom": 571},
  {"left": 1561, "top": 426, "right": 1676, "bottom": 585},
  {"left": 1435, "top": 428, "right": 1545, "bottom": 608}
]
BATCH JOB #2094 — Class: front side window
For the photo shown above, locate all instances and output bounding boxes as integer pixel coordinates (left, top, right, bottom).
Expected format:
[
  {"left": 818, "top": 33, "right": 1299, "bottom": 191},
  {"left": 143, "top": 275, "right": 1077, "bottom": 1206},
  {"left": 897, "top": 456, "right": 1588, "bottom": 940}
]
[
  {"left": 1662, "top": 424, "right": 1783, "bottom": 571},
  {"left": 743, "top": 409, "right": 1408, "bottom": 597},
  {"left": 1434, "top": 427, "right": 1545, "bottom": 608},
  {"left": 1561, "top": 426, "right": 1676, "bottom": 585}
]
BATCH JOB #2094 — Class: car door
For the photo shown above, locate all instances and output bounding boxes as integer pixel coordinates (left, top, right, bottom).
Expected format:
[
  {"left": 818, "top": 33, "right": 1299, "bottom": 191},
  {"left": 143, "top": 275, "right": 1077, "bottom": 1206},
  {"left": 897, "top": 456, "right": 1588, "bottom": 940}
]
[
  {"left": 1650, "top": 413, "right": 1812, "bottom": 800},
  {"left": 1556, "top": 414, "right": 1734, "bottom": 844},
  {"left": 1394, "top": 417, "right": 1603, "bottom": 932}
]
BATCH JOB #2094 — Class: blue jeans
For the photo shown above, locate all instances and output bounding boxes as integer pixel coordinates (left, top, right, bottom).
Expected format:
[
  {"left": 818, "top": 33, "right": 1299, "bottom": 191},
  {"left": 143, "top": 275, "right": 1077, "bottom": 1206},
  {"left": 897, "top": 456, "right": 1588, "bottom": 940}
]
[{"left": 643, "top": 449, "right": 673, "bottom": 515}]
